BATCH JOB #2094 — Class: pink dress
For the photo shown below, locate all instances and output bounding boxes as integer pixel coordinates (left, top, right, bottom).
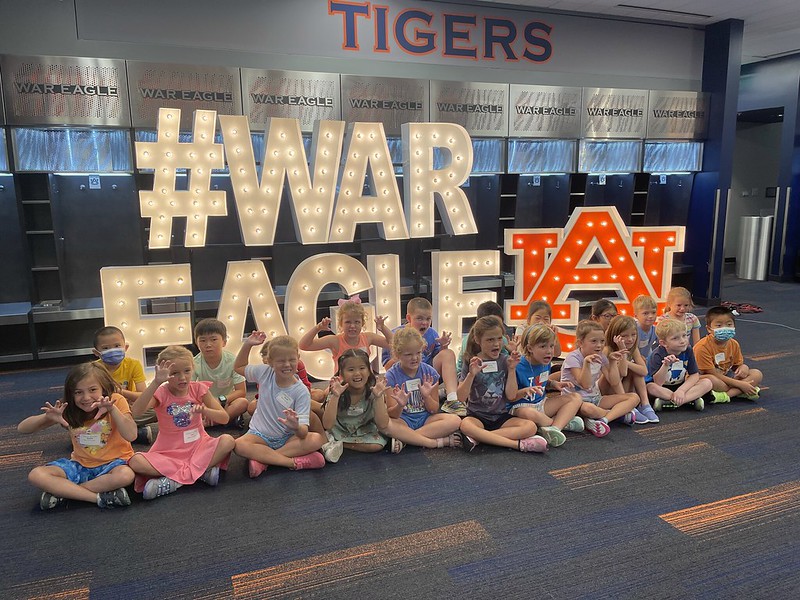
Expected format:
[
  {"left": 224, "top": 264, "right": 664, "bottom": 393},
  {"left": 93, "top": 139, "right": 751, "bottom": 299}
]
[{"left": 133, "top": 381, "right": 228, "bottom": 492}]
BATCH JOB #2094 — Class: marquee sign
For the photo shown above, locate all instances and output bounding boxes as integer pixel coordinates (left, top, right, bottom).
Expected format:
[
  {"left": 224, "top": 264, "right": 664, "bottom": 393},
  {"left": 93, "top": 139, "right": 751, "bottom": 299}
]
[
  {"left": 105, "top": 107, "right": 684, "bottom": 373},
  {"left": 505, "top": 206, "right": 684, "bottom": 352}
]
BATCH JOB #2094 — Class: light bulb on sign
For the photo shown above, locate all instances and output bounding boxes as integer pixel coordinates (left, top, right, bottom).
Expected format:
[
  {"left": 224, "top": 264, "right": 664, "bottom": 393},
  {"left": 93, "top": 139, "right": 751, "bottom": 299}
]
[
  {"left": 432, "top": 250, "right": 499, "bottom": 360},
  {"left": 100, "top": 265, "right": 193, "bottom": 369},
  {"left": 367, "top": 254, "right": 401, "bottom": 374},
  {"left": 286, "top": 253, "right": 373, "bottom": 380},
  {"left": 219, "top": 116, "right": 345, "bottom": 246},
  {"left": 136, "top": 109, "right": 226, "bottom": 249},
  {"left": 402, "top": 123, "right": 476, "bottom": 238},
  {"left": 329, "top": 123, "right": 408, "bottom": 242}
]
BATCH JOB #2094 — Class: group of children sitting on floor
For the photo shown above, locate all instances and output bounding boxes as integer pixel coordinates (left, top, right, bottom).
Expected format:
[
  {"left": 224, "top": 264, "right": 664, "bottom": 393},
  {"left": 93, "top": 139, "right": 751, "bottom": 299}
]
[{"left": 18, "top": 286, "right": 764, "bottom": 510}]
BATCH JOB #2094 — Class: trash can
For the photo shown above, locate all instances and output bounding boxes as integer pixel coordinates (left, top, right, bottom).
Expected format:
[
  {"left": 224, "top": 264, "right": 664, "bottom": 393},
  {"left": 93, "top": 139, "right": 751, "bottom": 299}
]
[{"left": 736, "top": 215, "right": 773, "bottom": 280}]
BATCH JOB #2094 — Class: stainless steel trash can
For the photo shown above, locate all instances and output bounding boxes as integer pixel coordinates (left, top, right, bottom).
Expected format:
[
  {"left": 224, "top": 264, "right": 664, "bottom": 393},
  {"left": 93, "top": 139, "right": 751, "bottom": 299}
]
[{"left": 736, "top": 215, "right": 773, "bottom": 280}]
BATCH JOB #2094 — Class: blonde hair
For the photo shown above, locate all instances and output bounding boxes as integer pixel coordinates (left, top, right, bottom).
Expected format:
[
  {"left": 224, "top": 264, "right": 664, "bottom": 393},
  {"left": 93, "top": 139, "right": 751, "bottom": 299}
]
[
  {"left": 406, "top": 297, "right": 432, "bottom": 315},
  {"left": 520, "top": 324, "right": 556, "bottom": 360},
  {"left": 336, "top": 300, "right": 367, "bottom": 330},
  {"left": 632, "top": 294, "right": 657, "bottom": 312},
  {"left": 463, "top": 316, "right": 504, "bottom": 363},
  {"left": 575, "top": 319, "right": 603, "bottom": 341},
  {"left": 392, "top": 327, "right": 425, "bottom": 357},
  {"left": 267, "top": 335, "right": 299, "bottom": 359},
  {"left": 655, "top": 318, "right": 686, "bottom": 340},
  {"left": 157, "top": 345, "right": 194, "bottom": 363},
  {"left": 665, "top": 287, "right": 693, "bottom": 312}
]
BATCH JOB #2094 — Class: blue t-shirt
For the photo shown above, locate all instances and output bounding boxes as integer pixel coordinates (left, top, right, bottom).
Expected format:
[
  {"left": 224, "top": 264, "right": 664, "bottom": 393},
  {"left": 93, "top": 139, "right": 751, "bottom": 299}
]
[
  {"left": 646, "top": 346, "right": 698, "bottom": 385},
  {"left": 384, "top": 362, "right": 440, "bottom": 414},
  {"left": 381, "top": 325, "right": 440, "bottom": 366},
  {"left": 509, "top": 356, "right": 550, "bottom": 411},
  {"left": 636, "top": 324, "right": 659, "bottom": 361}
]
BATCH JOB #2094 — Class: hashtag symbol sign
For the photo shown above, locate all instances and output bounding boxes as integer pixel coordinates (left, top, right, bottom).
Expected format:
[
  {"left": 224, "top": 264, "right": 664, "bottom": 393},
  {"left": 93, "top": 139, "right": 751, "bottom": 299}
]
[{"left": 136, "top": 108, "right": 227, "bottom": 248}]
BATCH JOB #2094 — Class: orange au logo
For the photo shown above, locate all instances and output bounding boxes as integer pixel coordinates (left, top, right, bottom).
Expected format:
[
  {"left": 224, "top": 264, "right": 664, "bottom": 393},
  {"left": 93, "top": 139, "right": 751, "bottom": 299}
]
[{"left": 504, "top": 206, "right": 685, "bottom": 352}]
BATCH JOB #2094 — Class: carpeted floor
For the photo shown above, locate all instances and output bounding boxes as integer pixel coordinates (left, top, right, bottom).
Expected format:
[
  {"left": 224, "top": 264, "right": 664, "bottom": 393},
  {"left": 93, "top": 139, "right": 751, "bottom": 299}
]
[{"left": 1, "top": 276, "right": 799, "bottom": 599}]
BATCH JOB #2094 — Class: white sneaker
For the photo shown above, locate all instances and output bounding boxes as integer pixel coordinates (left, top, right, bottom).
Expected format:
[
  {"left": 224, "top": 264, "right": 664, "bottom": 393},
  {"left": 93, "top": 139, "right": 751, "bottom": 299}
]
[
  {"left": 321, "top": 440, "right": 343, "bottom": 463},
  {"left": 142, "top": 476, "right": 181, "bottom": 500}
]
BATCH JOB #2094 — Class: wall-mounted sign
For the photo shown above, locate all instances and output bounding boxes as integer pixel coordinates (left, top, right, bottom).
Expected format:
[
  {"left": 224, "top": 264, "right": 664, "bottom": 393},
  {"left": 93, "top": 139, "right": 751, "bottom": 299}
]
[
  {"left": 429, "top": 81, "right": 508, "bottom": 137},
  {"left": 510, "top": 84, "right": 581, "bottom": 138},
  {"left": 582, "top": 87, "right": 648, "bottom": 139},
  {"left": 647, "top": 90, "right": 709, "bottom": 140},
  {"left": 0, "top": 54, "right": 130, "bottom": 127},
  {"left": 341, "top": 75, "right": 429, "bottom": 136},
  {"left": 241, "top": 69, "right": 341, "bottom": 133},
  {"left": 127, "top": 61, "right": 242, "bottom": 130}
]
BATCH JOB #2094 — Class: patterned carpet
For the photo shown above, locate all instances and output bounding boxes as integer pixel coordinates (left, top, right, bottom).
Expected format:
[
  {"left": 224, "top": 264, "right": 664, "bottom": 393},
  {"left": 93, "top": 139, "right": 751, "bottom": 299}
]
[{"left": 1, "top": 277, "right": 798, "bottom": 599}]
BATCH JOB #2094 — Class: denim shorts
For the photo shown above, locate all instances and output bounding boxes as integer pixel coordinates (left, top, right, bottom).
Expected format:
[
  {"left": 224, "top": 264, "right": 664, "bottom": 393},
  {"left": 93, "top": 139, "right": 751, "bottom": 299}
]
[
  {"left": 247, "top": 429, "right": 292, "bottom": 450},
  {"left": 47, "top": 458, "right": 127, "bottom": 484},
  {"left": 400, "top": 410, "right": 430, "bottom": 431}
]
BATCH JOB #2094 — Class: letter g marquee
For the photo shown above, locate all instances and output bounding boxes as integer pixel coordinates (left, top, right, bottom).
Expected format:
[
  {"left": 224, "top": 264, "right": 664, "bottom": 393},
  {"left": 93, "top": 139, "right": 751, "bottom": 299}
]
[{"left": 505, "top": 207, "right": 684, "bottom": 349}]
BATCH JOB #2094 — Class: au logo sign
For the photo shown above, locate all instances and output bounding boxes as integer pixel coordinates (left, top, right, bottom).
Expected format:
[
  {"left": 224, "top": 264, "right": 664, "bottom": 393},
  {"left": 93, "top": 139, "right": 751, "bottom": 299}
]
[{"left": 505, "top": 206, "right": 684, "bottom": 351}]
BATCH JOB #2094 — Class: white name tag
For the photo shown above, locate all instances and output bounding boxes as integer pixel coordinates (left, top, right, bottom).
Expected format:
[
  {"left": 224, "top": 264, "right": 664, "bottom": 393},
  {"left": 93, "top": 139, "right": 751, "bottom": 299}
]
[
  {"left": 714, "top": 352, "right": 726, "bottom": 365},
  {"left": 347, "top": 405, "right": 365, "bottom": 416},
  {"left": 183, "top": 428, "right": 200, "bottom": 444},
  {"left": 277, "top": 392, "right": 293, "bottom": 408},
  {"left": 405, "top": 378, "right": 421, "bottom": 391},
  {"left": 590, "top": 362, "right": 602, "bottom": 376},
  {"left": 481, "top": 361, "right": 498, "bottom": 373},
  {"left": 78, "top": 432, "right": 102, "bottom": 446},
  {"left": 538, "top": 371, "right": 550, "bottom": 384}
]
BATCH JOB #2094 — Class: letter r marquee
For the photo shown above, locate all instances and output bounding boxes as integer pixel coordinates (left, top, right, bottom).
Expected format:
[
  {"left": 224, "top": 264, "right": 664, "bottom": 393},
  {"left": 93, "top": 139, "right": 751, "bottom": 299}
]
[{"left": 504, "top": 206, "right": 684, "bottom": 332}]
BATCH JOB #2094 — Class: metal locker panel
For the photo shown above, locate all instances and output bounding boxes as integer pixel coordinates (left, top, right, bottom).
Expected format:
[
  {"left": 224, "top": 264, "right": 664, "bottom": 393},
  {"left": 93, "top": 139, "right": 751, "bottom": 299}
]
[
  {"left": 644, "top": 173, "right": 694, "bottom": 226},
  {"left": 584, "top": 174, "right": 635, "bottom": 224},
  {"left": 50, "top": 174, "right": 143, "bottom": 304},
  {"left": 515, "top": 175, "right": 571, "bottom": 228},
  {"left": 0, "top": 174, "right": 31, "bottom": 303}
]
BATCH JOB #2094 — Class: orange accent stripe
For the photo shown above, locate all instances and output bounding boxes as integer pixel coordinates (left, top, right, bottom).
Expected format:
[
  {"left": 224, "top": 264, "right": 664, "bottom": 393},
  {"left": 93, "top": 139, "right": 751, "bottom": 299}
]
[
  {"left": 660, "top": 481, "right": 800, "bottom": 538},
  {"left": 636, "top": 408, "right": 766, "bottom": 445},
  {"left": 9, "top": 573, "right": 91, "bottom": 600},
  {"left": 231, "top": 520, "right": 489, "bottom": 599},
  {"left": 0, "top": 451, "right": 43, "bottom": 470},
  {"left": 549, "top": 442, "right": 710, "bottom": 489},
  {"left": 749, "top": 351, "right": 794, "bottom": 362}
]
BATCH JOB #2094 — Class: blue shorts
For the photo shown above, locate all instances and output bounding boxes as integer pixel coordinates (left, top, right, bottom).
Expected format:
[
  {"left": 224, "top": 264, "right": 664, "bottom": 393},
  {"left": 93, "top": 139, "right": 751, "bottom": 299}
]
[
  {"left": 47, "top": 458, "right": 127, "bottom": 484},
  {"left": 247, "top": 429, "right": 292, "bottom": 450},
  {"left": 400, "top": 411, "right": 430, "bottom": 430}
]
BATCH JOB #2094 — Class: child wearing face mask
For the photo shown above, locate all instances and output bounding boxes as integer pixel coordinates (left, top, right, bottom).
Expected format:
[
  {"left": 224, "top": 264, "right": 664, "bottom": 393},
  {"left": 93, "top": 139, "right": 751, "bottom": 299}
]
[
  {"left": 694, "top": 306, "right": 763, "bottom": 402},
  {"left": 92, "top": 326, "right": 155, "bottom": 445}
]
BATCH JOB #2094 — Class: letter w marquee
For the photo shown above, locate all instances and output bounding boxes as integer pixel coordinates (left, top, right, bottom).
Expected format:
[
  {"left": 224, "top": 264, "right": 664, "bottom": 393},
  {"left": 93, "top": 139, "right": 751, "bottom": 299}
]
[{"left": 505, "top": 207, "right": 684, "bottom": 349}]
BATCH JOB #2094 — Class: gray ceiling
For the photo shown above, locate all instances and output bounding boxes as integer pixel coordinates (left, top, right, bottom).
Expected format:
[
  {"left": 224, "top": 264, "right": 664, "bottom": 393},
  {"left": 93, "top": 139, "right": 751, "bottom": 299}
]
[{"left": 472, "top": 0, "right": 800, "bottom": 63}]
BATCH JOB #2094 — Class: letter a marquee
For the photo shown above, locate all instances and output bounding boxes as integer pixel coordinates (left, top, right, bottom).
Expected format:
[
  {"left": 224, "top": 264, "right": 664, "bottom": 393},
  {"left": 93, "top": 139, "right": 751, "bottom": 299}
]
[{"left": 505, "top": 206, "right": 684, "bottom": 346}]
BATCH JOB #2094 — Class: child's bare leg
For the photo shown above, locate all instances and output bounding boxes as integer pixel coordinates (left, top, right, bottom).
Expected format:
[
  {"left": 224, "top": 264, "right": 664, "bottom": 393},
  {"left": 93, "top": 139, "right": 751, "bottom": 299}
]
[
  {"left": 208, "top": 434, "right": 236, "bottom": 467},
  {"left": 646, "top": 382, "right": 675, "bottom": 400},
  {"left": 433, "top": 349, "right": 458, "bottom": 396},
  {"left": 234, "top": 434, "right": 294, "bottom": 468},
  {"left": 277, "top": 432, "right": 325, "bottom": 457},
  {"left": 599, "top": 393, "right": 639, "bottom": 421},
  {"left": 578, "top": 402, "right": 610, "bottom": 420},
  {"left": 544, "top": 393, "right": 583, "bottom": 430},
  {"left": 631, "top": 375, "right": 650, "bottom": 407},
  {"left": 343, "top": 442, "right": 384, "bottom": 453},
  {"left": 460, "top": 416, "right": 536, "bottom": 449},
  {"left": 415, "top": 413, "right": 462, "bottom": 439},
  {"left": 128, "top": 454, "right": 164, "bottom": 477},
  {"left": 247, "top": 399, "right": 257, "bottom": 416},
  {"left": 382, "top": 418, "right": 438, "bottom": 449},
  {"left": 681, "top": 379, "right": 713, "bottom": 402},
  {"left": 29, "top": 464, "right": 135, "bottom": 504},
  {"left": 740, "top": 369, "right": 763, "bottom": 386},
  {"left": 80, "top": 465, "right": 136, "bottom": 493},
  {"left": 225, "top": 398, "right": 249, "bottom": 421},
  {"left": 309, "top": 411, "right": 326, "bottom": 436},
  {"left": 514, "top": 406, "right": 549, "bottom": 429}
]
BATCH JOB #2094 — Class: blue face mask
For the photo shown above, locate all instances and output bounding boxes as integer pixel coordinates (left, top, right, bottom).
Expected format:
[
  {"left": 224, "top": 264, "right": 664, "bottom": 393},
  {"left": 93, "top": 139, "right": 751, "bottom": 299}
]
[
  {"left": 100, "top": 348, "right": 125, "bottom": 366},
  {"left": 712, "top": 327, "right": 735, "bottom": 342}
]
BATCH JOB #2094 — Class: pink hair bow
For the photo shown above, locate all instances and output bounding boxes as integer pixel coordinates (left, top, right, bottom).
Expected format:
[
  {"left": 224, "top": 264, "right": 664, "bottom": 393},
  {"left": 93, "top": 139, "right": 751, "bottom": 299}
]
[{"left": 337, "top": 295, "right": 362, "bottom": 306}]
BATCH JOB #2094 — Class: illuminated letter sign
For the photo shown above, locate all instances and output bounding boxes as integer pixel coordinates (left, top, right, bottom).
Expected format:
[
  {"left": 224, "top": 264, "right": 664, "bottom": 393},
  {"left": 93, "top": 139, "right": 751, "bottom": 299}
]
[{"left": 504, "top": 207, "right": 684, "bottom": 350}]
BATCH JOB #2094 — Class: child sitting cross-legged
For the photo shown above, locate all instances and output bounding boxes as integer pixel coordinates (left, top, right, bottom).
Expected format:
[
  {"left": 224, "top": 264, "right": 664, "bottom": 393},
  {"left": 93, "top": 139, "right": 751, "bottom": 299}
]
[
  {"left": 382, "top": 328, "right": 463, "bottom": 453},
  {"left": 234, "top": 332, "right": 326, "bottom": 478},
  {"left": 695, "top": 306, "right": 763, "bottom": 402},
  {"left": 646, "top": 318, "right": 714, "bottom": 411}
]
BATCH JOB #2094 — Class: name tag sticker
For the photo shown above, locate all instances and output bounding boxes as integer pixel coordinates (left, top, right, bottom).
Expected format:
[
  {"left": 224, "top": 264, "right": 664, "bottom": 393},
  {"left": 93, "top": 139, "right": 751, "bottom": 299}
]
[
  {"left": 590, "top": 362, "right": 602, "bottom": 376},
  {"left": 277, "top": 392, "right": 294, "bottom": 408},
  {"left": 405, "top": 378, "right": 421, "bottom": 391},
  {"left": 183, "top": 428, "right": 200, "bottom": 444},
  {"left": 714, "top": 352, "right": 726, "bottom": 365},
  {"left": 538, "top": 371, "right": 550, "bottom": 384},
  {"left": 78, "top": 432, "right": 102, "bottom": 446},
  {"left": 481, "top": 361, "right": 498, "bottom": 373}
]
